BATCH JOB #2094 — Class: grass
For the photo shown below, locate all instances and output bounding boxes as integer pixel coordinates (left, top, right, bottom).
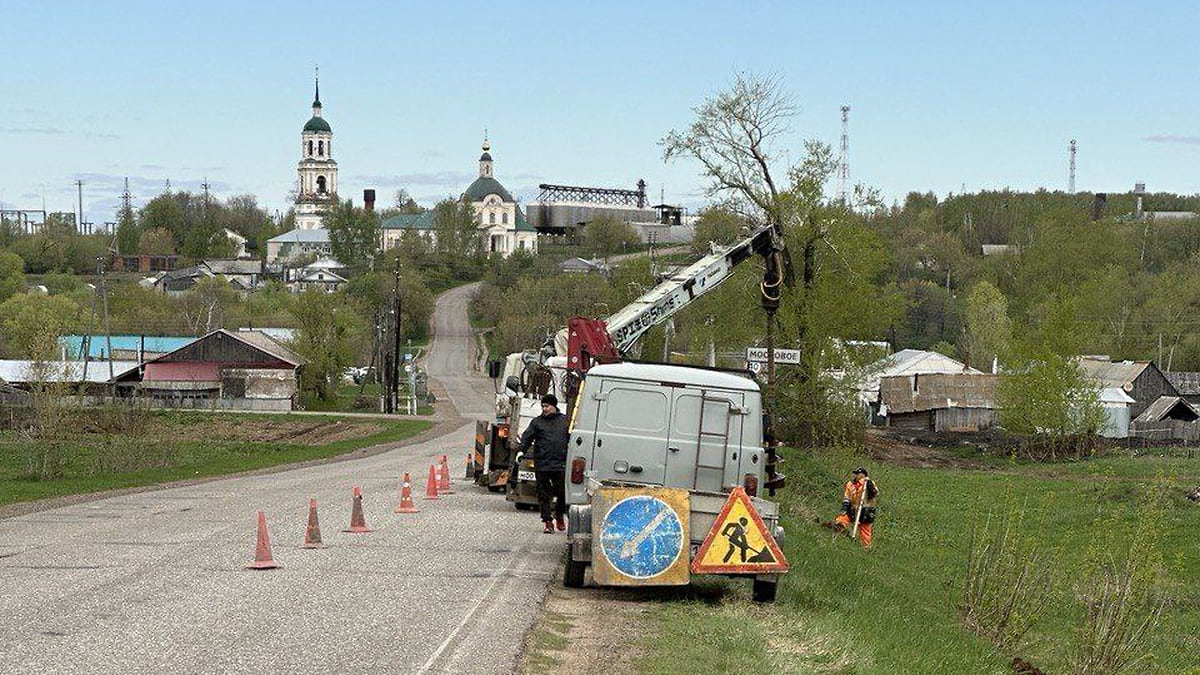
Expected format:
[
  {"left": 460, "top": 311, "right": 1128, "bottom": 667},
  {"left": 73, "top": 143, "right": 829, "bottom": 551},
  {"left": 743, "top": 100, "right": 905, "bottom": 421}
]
[
  {"left": 0, "top": 409, "right": 431, "bottom": 507},
  {"left": 301, "top": 382, "right": 433, "bottom": 415},
  {"left": 633, "top": 448, "right": 1200, "bottom": 674}
]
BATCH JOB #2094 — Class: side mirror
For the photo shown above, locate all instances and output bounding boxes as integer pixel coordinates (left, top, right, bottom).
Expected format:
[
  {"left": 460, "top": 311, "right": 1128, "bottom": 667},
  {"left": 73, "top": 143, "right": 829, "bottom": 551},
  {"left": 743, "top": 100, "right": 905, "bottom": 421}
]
[
  {"left": 504, "top": 375, "right": 521, "bottom": 394},
  {"left": 487, "top": 359, "right": 503, "bottom": 379}
]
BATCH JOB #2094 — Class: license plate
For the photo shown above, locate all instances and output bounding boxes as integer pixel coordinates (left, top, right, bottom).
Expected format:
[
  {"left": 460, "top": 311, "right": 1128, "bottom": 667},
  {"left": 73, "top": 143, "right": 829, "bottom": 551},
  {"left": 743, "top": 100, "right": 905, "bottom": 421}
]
[{"left": 518, "top": 470, "right": 536, "bottom": 482}]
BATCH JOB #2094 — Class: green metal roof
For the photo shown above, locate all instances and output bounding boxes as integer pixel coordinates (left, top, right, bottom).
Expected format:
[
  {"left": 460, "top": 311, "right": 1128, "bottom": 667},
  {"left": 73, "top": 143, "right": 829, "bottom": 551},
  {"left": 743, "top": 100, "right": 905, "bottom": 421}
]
[
  {"left": 514, "top": 207, "right": 536, "bottom": 232},
  {"left": 381, "top": 212, "right": 435, "bottom": 230},
  {"left": 463, "top": 176, "right": 514, "bottom": 203},
  {"left": 303, "top": 116, "right": 331, "bottom": 133}
]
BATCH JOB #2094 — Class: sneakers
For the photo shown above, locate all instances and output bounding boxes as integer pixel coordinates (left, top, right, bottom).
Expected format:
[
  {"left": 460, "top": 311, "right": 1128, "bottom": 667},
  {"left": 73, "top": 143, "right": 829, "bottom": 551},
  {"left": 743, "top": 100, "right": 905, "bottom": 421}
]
[
  {"left": 543, "top": 521, "right": 554, "bottom": 534},
  {"left": 555, "top": 515, "right": 566, "bottom": 531}
]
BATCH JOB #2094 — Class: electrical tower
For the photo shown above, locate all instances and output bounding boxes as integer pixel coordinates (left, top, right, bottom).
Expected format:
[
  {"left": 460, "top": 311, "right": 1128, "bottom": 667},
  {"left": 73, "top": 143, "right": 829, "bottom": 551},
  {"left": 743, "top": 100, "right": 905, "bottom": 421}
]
[
  {"left": 1068, "top": 139, "right": 1077, "bottom": 193},
  {"left": 838, "top": 106, "right": 850, "bottom": 205}
]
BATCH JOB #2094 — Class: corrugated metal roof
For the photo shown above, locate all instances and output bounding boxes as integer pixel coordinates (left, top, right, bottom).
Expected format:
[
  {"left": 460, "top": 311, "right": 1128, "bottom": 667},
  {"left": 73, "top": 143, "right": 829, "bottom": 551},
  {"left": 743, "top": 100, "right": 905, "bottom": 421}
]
[
  {"left": 879, "top": 373, "right": 998, "bottom": 414},
  {"left": 60, "top": 335, "right": 196, "bottom": 359},
  {"left": 267, "top": 228, "right": 330, "bottom": 243},
  {"left": 225, "top": 329, "right": 303, "bottom": 366},
  {"left": 144, "top": 362, "right": 221, "bottom": 381},
  {"left": 1099, "top": 387, "right": 1136, "bottom": 405},
  {"left": 860, "top": 349, "right": 980, "bottom": 403},
  {"left": 0, "top": 360, "right": 140, "bottom": 384},
  {"left": 1133, "top": 395, "right": 1200, "bottom": 423},
  {"left": 1077, "top": 358, "right": 1150, "bottom": 389},
  {"left": 202, "top": 259, "right": 263, "bottom": 275}
]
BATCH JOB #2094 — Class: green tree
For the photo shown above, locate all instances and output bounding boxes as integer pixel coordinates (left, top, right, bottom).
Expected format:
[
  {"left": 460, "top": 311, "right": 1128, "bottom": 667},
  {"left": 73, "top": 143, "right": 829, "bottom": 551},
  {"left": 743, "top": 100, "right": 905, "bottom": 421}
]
[
  {"left": 290, "top": 290, "right": 364, "bottom": 401},
  {"left": 690, "top": 205, "right": 745, "bottom": 253},
  {"left": 0, "top": 294, "right": 82, "bottom": 359},
  {"left": 432, "top": 197, "right": 481, "bottom": 259},
  {"left": 137, "top": 227, "right": 175, "bottom": 254},
  {"left": 0, "top": 249, "right": 25, "bottom": 301},
  {"left": 583, "top": 215, "right": 640, "bottom": 262},
  {"left": 326, "top": 199, "right": 379, "bottom": 271},
  {"left": 962, "top": 281, "right": 1012, "bottom": 371}
]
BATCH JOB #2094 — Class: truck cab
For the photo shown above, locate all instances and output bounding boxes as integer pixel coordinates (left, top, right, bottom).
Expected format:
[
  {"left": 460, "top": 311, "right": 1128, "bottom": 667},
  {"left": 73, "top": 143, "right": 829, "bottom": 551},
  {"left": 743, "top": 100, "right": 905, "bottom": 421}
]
[{"left": 562, "top": 362, "right": 784, "bottom": 601}]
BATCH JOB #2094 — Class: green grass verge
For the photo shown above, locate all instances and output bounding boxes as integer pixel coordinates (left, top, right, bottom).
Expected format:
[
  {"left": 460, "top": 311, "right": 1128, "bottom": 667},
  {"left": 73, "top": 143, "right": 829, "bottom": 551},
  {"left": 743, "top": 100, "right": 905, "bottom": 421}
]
[
  {"left": 0, "top": 410, "right": 432, "bottom": 507},
  {"left": 635, "top": 449, "right": 1200, "bottom": 674}
]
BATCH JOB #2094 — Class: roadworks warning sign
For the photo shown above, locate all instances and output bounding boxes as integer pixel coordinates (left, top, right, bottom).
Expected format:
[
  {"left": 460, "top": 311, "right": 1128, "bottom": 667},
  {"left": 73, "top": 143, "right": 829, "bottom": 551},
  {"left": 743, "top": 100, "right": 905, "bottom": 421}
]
[{"left": 691, "top": 487, "right": 789, "bottom": 574}]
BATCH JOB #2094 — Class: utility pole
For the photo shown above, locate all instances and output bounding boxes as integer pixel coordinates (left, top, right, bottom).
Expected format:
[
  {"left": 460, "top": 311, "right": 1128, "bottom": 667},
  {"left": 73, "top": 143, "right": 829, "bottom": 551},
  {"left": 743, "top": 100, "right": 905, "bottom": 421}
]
[
  {"left": 1068, "top": 139, "right": 1077, "bottom": 193},
  {"left": 391, "top": 266, "right": 403, "bottom": 414},
  {"left": 97, "top": 256, "right": 115, "bottom": 401},
  {"left": 838, "top": 105, "right": 850, "bottom": 205},
  {"left": 76, "top": 180, "right": 84, "bottom": 234}
]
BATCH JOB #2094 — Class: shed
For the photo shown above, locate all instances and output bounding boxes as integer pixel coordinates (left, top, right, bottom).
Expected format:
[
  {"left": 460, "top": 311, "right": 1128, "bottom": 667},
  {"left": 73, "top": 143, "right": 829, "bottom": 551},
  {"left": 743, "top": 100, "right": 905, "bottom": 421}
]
[
  {"left": 113, "top": 329, "right": 302, "bottom": 411},
  {"left": 1164, "top": 372, "right": 1200, "bottom": 407},
  {"left": 1077, "top": 358, "right": 1177, "bottom": 419},
  {"left": 878, "top": 372, "right": 998, "bottom": 432},
  {"left": 1096, "top": 387, "right": 1135, "bottom": 439},
  {"left": 1133, "top": 396, "right": 1200, "bottom": 424},
  {"left": 860, "top": 349, "right": 981, "bottom": 408}
]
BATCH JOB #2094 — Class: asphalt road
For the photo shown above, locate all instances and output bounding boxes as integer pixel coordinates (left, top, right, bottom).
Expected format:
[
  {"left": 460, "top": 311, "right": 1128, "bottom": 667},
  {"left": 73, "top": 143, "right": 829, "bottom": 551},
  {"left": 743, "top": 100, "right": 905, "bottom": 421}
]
[{"left": 0, "top": 282, "right": 562, "bottom": 674}]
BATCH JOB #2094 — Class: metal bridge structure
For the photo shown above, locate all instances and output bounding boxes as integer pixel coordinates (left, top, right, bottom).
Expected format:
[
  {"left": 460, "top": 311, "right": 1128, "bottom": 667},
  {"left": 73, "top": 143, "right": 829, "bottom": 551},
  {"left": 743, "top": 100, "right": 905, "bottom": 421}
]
[{"left": 535, "top": 179, "right": 647, "bottom": 208}]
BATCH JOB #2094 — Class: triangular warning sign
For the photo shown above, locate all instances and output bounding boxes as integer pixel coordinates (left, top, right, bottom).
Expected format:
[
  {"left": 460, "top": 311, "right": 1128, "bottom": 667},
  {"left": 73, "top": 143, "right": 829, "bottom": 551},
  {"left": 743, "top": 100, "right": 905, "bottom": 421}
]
[{"left": 692, "top": 487, "right": 789, "bottom": 574}]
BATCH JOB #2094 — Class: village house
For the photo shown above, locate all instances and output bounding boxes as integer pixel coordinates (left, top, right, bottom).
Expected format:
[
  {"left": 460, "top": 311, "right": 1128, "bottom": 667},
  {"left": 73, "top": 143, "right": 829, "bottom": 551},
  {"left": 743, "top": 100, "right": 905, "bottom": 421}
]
[{"left": 877, "top": 372, "right": 999, "bottom": 432}]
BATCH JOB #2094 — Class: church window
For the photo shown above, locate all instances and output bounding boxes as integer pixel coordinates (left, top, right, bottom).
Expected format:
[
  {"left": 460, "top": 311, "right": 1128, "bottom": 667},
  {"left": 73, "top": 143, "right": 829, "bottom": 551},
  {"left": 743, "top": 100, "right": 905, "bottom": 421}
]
[
  {"left": 317, "top": 176, "right": 327, "bottom": 194},
  {"left": 489, "top": 212, "right": 496, "bottom": 224},
  {"left": 502, "top": 213, "right": 508, "bottom": 225},
  {"left": 307, "top": 140, "right": 313, "bottom": 156},
  {"left": 318, "top": 140, "right": 324, "bottom": 156}
]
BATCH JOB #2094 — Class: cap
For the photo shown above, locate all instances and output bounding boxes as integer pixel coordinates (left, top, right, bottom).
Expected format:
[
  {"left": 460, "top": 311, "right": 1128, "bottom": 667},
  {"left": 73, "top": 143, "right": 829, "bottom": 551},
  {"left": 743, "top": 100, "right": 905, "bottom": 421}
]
[{"left": 541, "top": 394, "right": 558, "bottom": 407}]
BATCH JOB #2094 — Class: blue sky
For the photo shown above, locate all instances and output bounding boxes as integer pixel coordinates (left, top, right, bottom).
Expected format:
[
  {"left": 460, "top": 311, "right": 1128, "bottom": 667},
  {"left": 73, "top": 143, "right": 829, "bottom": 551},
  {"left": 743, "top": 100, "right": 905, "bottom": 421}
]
[{"left": 1, "top": 1, "right": 1197, "bottom": 225}]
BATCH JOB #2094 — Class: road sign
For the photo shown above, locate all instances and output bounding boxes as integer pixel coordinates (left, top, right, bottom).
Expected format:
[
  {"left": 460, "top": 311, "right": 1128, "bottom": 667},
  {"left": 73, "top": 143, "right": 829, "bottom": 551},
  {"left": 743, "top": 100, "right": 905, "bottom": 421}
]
[
  {"left": 692, "top": 487, "right": 789, "bottom": 574},
  {"left": 746, "top": 362, "right": 763, "bottom": 375},
  {"left": 593, "top": 487, "right": 690, "bottom": 586},
  {"left": 745, "top": 347, "right": 802, "bottom": 365}
]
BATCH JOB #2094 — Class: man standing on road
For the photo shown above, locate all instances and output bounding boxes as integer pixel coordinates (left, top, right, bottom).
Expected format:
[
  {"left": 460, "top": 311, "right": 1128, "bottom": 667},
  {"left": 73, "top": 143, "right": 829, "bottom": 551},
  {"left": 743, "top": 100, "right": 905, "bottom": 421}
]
[
  {"left": 516, "top": 394, "right": 570, "bottom": 534},
  {"left": 830, "top": 467, "right": 879, "bottom": 549}
]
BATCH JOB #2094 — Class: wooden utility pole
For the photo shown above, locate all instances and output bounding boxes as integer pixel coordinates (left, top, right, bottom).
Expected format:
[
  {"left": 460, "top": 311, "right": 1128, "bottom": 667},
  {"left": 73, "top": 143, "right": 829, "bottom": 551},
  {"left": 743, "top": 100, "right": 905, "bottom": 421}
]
[{"left": 391, "top": 266, "right": 403, "bottom": 414}]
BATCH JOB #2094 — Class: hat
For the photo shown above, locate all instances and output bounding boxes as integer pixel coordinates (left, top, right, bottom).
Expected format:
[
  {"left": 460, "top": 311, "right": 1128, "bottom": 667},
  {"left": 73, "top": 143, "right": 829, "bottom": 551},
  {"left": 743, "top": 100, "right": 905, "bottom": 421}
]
[
  {"left": 541, "top": 394, "right": 558, "bottom": 407},
  {"left": 852, "top": 467, "right": 869, "bottom": 476}
]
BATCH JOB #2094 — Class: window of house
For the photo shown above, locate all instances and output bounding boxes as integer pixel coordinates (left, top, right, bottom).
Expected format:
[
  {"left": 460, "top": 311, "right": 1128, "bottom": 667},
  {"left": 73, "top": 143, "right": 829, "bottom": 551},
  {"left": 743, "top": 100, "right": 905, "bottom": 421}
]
[
  {"left": 307, "top": 140, "right": 313, "bottom": 156},
  {"left": 318, "top": 140, "right": 324, "bottom": 156},
  {"left": 317, "top": 176, "right": 327, "bottom": 193},
  {"left": 502, "top": 213, "right": 508, "bottom": 225},
  {"left": 489, "top": 212, "right": 496, "bottom": 224}
]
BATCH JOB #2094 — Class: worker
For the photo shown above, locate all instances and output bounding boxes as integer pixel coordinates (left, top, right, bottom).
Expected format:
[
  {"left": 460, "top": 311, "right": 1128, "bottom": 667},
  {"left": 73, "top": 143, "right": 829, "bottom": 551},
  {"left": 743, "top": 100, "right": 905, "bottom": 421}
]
[
  {"left": 831, "top": 467, "right": 878, "bottom": 549},
  {"left": 516, "top": 393, "right": 570, "bottom": 534}
]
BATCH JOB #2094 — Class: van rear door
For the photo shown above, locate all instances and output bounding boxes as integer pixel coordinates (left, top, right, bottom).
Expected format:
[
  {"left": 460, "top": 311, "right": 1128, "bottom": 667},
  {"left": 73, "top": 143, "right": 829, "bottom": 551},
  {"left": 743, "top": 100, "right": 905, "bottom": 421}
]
[
  {"left": 589, "top": 378, "right": 672, "bottom": 486},
  {"left": 667, "top": 388, "right": 745, "bottom": 492}
]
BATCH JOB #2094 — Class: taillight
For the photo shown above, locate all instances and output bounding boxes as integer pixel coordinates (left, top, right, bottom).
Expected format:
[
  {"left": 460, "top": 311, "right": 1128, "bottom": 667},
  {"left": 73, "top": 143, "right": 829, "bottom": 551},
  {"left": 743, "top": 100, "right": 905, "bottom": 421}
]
[
  {"left": 570, "top": 457, "right": 586, "bottom": 484},
  {"left": 743, "top": 473, "right": 759, "bottom": 497}
]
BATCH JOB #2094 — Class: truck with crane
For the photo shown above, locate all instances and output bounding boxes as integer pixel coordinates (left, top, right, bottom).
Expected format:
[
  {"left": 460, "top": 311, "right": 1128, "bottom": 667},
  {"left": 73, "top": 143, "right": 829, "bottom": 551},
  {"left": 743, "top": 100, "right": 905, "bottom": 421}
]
[{"left": 473, "top": 221, "right": 792, "bottom": 601}]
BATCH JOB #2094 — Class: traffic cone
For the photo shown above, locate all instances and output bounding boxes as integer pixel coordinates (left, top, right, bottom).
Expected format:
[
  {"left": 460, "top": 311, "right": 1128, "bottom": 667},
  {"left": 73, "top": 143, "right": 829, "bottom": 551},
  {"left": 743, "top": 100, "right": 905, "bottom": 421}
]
[
  {"left": 438, "top": 455, "right": 453, "bottom": 494},
  {"left": 424, "top": 465, "right": 440, "bottom": 500},
  {"left": 301, "top": 498, "right": 325, "bottom": 548},
  {"left": 246, "top": 511, "right": 281, "bottom": 570},
  {"left": 394, "top": 472, "right": 419, "bottom": 513},
  {"left": 343, "top": 486, "right": 373, "bottom": 533}
]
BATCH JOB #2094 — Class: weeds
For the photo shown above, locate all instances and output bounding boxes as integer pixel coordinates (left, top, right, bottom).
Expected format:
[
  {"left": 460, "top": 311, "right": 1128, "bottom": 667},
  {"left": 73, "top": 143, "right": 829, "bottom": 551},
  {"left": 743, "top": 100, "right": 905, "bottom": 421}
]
[
  {"left": 1071, "top": 481, "right": 1169, "bottom": 674},
  {"left": 959, "top": 503, "right": 1052, "bottom": 651}
]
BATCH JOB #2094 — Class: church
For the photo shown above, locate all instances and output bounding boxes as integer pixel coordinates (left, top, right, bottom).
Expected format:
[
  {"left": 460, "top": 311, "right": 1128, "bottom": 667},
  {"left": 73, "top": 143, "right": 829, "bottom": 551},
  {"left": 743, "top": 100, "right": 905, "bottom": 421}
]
[{"left": 381, "top": 139, "right": 538, "bottom": 256}]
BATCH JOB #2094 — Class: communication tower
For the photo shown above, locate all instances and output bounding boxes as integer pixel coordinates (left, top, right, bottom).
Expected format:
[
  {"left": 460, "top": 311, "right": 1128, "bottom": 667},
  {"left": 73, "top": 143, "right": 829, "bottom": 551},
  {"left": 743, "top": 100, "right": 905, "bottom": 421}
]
[
  {"left": 838, "top": 105, "right": 850, "bottom": 204},
  {"left": 1068, "top": 139, "right": 1077, "bottom": 193}
]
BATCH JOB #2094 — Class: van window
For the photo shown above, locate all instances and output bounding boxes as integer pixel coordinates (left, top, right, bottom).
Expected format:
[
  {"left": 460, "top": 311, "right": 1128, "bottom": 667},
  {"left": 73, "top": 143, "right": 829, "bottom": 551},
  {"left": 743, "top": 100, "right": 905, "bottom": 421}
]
[{"left": 605, "top": 387, "right": 667, "bottom": 432}]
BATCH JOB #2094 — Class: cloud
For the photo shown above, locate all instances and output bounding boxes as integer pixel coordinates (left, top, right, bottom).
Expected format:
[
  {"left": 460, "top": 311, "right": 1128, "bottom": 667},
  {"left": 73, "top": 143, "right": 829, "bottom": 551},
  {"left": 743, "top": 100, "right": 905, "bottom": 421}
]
[
  {"left": 81, "top": 131, "right": 122, "bottom": 140},
  {"left": 1144, "top": 134, "right": 1200, "bottom": 146},
  {"left": 19, "top": 192, "right": 40, "bottom": 200},
  {"left": 4, "top": 126, "right": 65, "bottom": 135}
]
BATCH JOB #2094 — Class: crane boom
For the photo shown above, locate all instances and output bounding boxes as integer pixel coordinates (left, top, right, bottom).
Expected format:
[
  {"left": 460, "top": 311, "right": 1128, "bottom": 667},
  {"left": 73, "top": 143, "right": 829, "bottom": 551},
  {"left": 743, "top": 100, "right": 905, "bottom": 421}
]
[{"left": 605, "top": 225, "right": 772, "bottom": 351}]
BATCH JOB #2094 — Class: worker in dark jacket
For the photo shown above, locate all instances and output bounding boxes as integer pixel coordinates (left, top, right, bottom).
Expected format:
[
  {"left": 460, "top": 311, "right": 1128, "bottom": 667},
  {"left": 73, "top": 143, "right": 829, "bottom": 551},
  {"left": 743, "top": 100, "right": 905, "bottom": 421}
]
[{"left": 516, "top": 394, "right": 570, "bottom": 533}]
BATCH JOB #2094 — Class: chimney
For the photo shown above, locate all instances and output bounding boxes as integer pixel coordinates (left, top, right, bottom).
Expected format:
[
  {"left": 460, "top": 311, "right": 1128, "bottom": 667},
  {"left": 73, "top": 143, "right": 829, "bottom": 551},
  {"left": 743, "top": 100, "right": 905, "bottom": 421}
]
[
  {"left": 363, "top": 189, "right": 376, "bottom": 212},
  {"left": 1091, "top": 193, "right": 1107, "bottom": 221}
]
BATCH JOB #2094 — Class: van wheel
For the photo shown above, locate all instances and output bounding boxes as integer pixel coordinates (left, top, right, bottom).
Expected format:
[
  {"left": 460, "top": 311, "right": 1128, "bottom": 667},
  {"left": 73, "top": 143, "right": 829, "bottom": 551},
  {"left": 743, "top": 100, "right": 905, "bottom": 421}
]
[
  {"left": 564, "top": 552, "right": 587, "bottom": 588},
  {"left": 752, "top": 579, "right": 778, "bottom": 603}
]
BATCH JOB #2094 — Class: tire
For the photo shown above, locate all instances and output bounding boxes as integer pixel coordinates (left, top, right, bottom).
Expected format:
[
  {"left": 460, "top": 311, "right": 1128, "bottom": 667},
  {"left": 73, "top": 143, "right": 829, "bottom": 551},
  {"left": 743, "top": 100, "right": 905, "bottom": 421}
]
[
  {"left": 752, "top": 579, "right": 778, "bottom": 603},
  {"left": 564, "top": 551, "right": 587, "bottom": 588}
]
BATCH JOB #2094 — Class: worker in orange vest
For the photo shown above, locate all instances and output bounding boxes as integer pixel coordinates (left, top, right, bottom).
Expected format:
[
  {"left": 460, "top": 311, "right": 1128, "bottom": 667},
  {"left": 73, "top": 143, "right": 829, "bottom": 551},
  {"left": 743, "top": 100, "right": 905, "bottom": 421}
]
[{"left": 832, "top": 467, "right": 878, "bottom": 548}]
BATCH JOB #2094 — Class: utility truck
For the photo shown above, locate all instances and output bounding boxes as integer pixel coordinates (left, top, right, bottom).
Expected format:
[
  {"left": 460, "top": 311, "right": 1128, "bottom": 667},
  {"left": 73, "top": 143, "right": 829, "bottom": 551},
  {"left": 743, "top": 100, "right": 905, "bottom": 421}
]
[{"left": 476, "top": 223, "right": 792, "bottom": 600}]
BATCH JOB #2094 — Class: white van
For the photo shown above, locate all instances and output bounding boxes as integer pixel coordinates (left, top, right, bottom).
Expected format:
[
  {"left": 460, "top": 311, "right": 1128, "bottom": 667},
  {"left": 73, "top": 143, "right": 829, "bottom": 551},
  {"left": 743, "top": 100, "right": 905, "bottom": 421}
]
[{"left": 562, "top": 362, "right": 785, "bottom": 601}]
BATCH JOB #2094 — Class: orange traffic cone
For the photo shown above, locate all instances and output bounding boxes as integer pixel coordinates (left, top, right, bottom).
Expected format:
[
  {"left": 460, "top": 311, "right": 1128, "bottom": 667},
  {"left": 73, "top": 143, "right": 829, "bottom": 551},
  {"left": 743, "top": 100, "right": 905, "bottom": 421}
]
[
  {"left": 301, "top": 498, "right": 325, "bottom": 548},
  {"left": 343, "top": 486, "right": 373, "bottom": 533},
  {"left": 424, "top": 465, "right": 440, "bottom": 500},
  {"left": 438, "top": 455, "right": 453, "bottom": 494},
  {"left": 394, "top": 472, "right": 419, "bottom": 514},
  {"left": 247, "top": 511, "right": 281, "bottom": 570}
]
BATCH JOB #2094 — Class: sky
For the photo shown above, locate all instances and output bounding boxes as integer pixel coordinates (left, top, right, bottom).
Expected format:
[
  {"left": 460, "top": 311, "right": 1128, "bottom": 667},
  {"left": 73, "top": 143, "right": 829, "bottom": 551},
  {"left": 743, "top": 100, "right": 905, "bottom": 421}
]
[{"left": 1, "top": 0, "right": 1198, "bottom": 226}]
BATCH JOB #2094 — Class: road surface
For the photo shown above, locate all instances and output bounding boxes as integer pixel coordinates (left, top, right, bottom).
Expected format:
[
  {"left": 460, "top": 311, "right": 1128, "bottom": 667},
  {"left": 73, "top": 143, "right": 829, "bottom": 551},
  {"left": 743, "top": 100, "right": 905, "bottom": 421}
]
[{"left": 0, "top": 282, "right": 561, "bottom": 674}]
